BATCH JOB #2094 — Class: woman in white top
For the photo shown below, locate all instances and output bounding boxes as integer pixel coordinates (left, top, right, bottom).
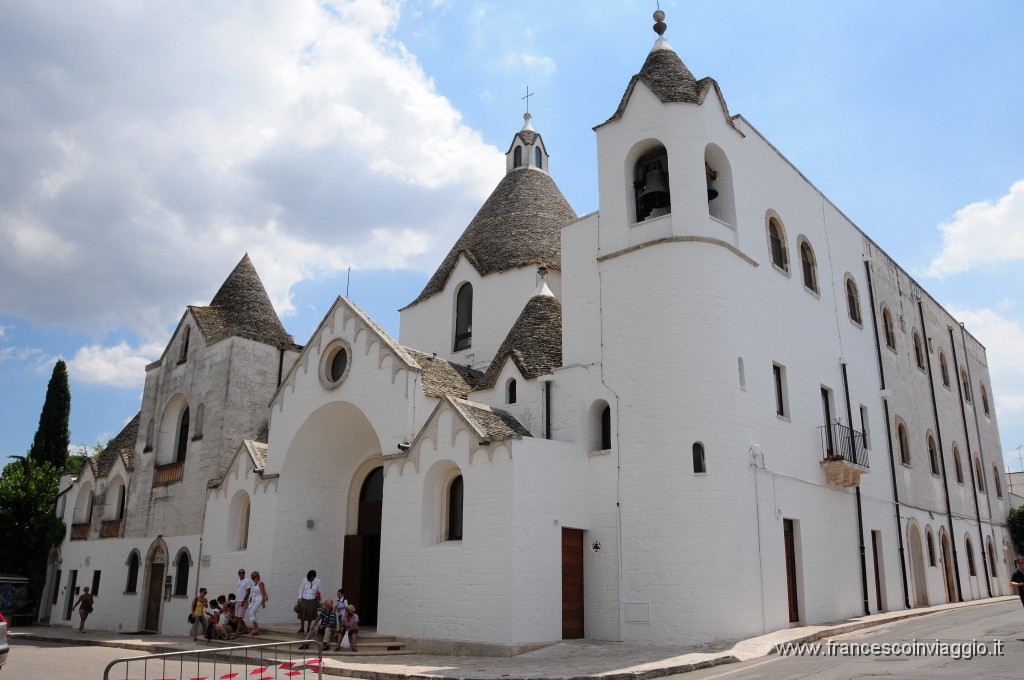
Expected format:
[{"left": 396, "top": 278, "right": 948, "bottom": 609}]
[
  {"left": 295, "top": 569, "right": 321, "bottom": 635},
  {"left": 245, "top": 570, "right": 268, "bottom": 635}
]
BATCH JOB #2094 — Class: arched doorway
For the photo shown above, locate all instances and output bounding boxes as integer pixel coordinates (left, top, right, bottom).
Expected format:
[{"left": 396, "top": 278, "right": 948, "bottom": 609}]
[
  {"left": 142, "top": 540, "right": 168, "bottom": 632},
  {"left": 908, "top": 524, "right": 928, "bottom": 607},
  {"left": 343, "top": 466, "right": 383, "bottom": 625},
  {"left": 940, "top": 532, "right": 956, "bottom": 603}
]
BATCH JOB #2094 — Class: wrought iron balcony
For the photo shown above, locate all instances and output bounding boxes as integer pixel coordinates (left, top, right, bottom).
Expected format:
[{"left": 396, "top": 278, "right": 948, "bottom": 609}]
[{"left": 819, "top": 422, "right": 869, "bottom": 489}]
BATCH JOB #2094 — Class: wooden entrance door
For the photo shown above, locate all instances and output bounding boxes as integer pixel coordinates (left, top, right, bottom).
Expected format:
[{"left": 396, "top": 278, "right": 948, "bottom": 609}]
[
  {"left": 561, "top": 528, "right": 584, "bottom": 639},
  {"left": 783, "top": 519, "right": 800, "bottom": 623},
  {"left": 64, "top": 570, "right": 77, "bottom": 620},
  {"left": 342, "top": 467, "right": 383, "bottom": 625},
  {"left": 144, "top": 562, "right": 165, "bottom": 631}
]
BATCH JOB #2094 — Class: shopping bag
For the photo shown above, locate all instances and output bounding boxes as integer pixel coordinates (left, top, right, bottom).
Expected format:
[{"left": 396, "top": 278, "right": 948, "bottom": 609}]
[{"left": 340, "top": 630, "right": 351, "bottom": 649}]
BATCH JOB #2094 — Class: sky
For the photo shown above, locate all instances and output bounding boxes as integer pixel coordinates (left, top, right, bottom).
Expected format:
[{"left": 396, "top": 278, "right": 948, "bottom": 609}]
[{"left": 1, "top": 0, "right": 1023, "bottom": 474}]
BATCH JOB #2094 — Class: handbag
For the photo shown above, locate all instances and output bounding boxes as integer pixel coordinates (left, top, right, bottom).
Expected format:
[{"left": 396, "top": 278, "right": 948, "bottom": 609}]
[
  {"left": 188, "top": 613, "right": 195, "bottom": 624},
  {"left": 293, "top": 603, "right": 301, "bottom": 613}
]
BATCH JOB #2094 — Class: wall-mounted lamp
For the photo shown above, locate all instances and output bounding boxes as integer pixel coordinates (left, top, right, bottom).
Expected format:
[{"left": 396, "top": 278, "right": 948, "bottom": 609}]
[
  {"left": 591, "top": 541, "right": 602, "bottom": 553},
  {"left": 397, "top": 442, "right": 410, "bottom": 452}
]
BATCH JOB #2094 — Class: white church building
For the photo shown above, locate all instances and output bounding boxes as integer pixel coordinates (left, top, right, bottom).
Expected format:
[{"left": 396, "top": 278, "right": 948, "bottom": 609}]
[{"left": 45, "top": 11, "right": 1015, "bottom": 652}]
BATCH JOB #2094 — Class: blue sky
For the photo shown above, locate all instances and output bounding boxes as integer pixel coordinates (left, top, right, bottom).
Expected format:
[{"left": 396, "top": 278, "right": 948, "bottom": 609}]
[{"left": 2, "top": 1, "right": 1023, "bottom": 473}]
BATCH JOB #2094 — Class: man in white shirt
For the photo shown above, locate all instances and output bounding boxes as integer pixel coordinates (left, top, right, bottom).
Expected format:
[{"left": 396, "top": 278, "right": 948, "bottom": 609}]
[{"left": 235, "top": 568, "right": 252, "bottom": 634}]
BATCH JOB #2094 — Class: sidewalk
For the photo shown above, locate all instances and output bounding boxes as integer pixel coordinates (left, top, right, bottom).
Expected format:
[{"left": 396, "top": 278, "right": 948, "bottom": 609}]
[{"left": 10, "top": 597, "right": 1017, "bottom": 680}]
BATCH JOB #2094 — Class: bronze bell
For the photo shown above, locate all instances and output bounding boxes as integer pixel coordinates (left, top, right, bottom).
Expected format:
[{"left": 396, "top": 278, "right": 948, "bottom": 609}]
[
  {"left": 638, "top": 167, "right": 670, "bottom": 213},
  {"left": 706, "top": 174, "right": 719, "bottom": 201}
]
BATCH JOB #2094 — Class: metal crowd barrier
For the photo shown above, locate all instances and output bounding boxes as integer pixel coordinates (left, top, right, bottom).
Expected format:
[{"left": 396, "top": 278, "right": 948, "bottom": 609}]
[{"left": 103, "top": 639, "right": 323, "bottom": 679}]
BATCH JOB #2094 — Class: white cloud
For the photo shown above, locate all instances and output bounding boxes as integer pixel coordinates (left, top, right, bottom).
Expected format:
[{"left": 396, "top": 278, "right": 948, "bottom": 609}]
[
  {"left": 0, "top": 0, "right": 502, "bottom": 338},
  {"left": 927, "top": 179, "right": 1024, "bottom": 276},
  {"left": 66, "top": 342, "right": 165, "bottom": 389},
  {"left": 519, "top": 53, "right": 557, "bottom": 75}
]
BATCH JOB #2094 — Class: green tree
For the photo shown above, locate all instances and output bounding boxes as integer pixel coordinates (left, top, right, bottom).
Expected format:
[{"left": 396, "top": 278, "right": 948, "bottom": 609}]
[
  {"left": 28, "top": 359, "right": 71, "bottom": 469},
  {"left": 0, "top": 456, "right": 66, "bottom": 598},
  {"left": 1009, "top": 505, "right": 1024, "bottom": 554}
]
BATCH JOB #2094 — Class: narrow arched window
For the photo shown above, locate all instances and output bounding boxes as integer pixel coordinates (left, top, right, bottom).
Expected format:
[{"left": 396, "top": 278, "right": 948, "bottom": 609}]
[
  {"left": 987, "top": 540, "right": 998, "bottom": 577},
  {"left": 768, "top": 219, "right": 787, "bottom": 270},
  {"left": 447, "top": 475, "right": 464, "bottom": 541},
  {"left": 914, "top": 332, "right": 926, "bottom": 371},
  {"left": 993, "top": 465, "right": 1002, "bottom": 498},
  {"left": 145, "top": 418, "right": 155, "bottom": 452},
  {"left": 953, "top": 446, "right": 964, "bottom": 484},
  {"left": 974, "top": 456, "right": 985, "bottom": 493},
  {"left": 882, "top": 307, "right": 896, "bottom": 350},
  {"left": 799, "top": 241, "right": 817, "bottom": 292},
  {"left": 692, "top": 442, "right": 706, "bottom": 473},
  {"left": 927, "top": 435, "right": 940, "bottom": 476},
  {"left": 965, "top": 537, "right": 976, "bottom": 576},
  {"left": 601, "top": 405, "right": 612, "bottom": 450},
  {"left": 179, "top": 326, "right": 190, "bottom": 363},
  {"left": 174, "top": 552, "right": 190, "bottom": 596},
  {"left": 961, "top": 369, "right": 972, "bottom": 402},
  {"left": 507, "top": 378, "right": 517, "bottom": 405},
  {"left": 126, "top": 552, "right": 140, "bottom": 593},
  {"left": 926, "top": 530, "right": 936, "bottom": 566},
  {"left": 175, "top": 407, "right": 190, "bottom": 463},
  {"left": 939, "top": 353, "right": 950, "bottom": 387},
  {"left": 194, "top": 404, "right": 204, "bottom": 439},
  {"left": 535, "top": 147, "right": 542, "bottom": 169},
  {"left": 513, "top": 146, "right": 522, "bottom": 168},
  {"left": 897, "top": 422, "right": 910, "bottom": 466},
  {"left": 846, "top": 278, "right": 861, "bottom": 324},
  {"left": 453, "top": 282, "right": 473, "bottom": 351},
  {"left": 115, "top": 483, "right": 126, "bottom": 521},
  {"left": 981, "top": 385, "right": 990, "bottom": 416}
]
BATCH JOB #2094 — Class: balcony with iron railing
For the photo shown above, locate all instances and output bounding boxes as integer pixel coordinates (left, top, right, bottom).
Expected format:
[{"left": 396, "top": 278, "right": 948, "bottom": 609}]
[
  {"left": 70, "top": 523, "right": 90, "bottom": 541},
  {"left": 819, "top": 421, "right": 870, "bottom": 489}
]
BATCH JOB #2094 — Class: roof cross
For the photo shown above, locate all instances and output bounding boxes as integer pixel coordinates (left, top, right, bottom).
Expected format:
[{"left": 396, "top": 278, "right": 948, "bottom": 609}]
[{"left": 521, "top": 86, "right": 534, "bottom": 114}]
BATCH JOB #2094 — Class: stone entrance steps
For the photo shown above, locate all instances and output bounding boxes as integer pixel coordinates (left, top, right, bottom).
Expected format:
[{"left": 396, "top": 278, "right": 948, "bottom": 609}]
[{"left": 206, "top": 625, "right": 413, "bottom": 656}]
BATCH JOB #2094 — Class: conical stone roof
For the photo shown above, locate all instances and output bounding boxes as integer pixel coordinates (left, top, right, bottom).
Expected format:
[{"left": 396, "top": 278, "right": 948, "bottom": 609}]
[
  {"left": 407, "top": 169, "right": 577, "bottom": 307},
  {"left": 603, "top": 40, "right": 703, "bottom": 125},
  {"left": 190, "top": 254, "right": 296, "bottom": 348}
]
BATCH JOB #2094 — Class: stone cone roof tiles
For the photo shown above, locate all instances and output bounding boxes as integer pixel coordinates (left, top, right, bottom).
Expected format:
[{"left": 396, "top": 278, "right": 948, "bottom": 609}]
[
  {"left": 483, "top": 295, "right": 562, "bottom": 386},
  {"left": 407, "top": 169, "right": 577, "bottom": 306},
  {"left": 604, "top": 44, "right": 704, "bottom": 125},
  {"left": 403, "top": 348, "right": 484, "bottom": 399},
  {"left": 91, "top": 412, "right": 139, "bottom": 477},
  {"left": 449, "top": 397, "right": 531, "bottom": 442},
  {"left": 190, "top": 254, "right": 297, "bottom": 348}
]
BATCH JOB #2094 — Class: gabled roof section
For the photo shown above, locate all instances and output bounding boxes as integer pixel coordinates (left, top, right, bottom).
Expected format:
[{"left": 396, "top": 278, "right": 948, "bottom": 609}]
[
  {"left": 403, "top": 348, "right": 484, "bottom": 399},
  {"left": 506, "top": 128, "right": 538, "bottom": 151},
  {"left": 448, "top": 396, "right": 532, "bottom": 442},
  {"left": 405, "top": 169, "right": 577, "bottom": 307},
  {"left": 90, "top": 412, "right": 139, "bottom": 477},
  {"left": 208, "top": 439, "right": 268, "bottom": 489},
  {"left": 189, "top": 253, "right": 298, "bottom": 349},
  {"left": 483, "top": 294, "right": 562, "bottom": 386}
]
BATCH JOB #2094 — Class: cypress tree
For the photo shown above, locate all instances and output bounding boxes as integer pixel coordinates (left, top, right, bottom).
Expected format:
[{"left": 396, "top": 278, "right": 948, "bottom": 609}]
[{"left": 29, "top": 359, "right": 71, "bottom": 468}]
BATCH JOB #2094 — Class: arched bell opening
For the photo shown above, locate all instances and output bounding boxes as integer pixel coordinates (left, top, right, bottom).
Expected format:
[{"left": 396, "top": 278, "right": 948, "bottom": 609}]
[{"left": 630, "top": 142, "right": 671, "bottom": 223}]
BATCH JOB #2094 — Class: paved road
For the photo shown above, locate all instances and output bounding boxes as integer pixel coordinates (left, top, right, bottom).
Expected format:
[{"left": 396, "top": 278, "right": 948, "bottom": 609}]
[{"left": 681, "top": 599, "right": 1024, "bottom": 680}]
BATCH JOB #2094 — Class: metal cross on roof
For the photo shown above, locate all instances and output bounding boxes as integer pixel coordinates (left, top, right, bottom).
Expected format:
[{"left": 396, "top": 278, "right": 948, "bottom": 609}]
[{"left": 521, "top": 86, "right": 534, "bottom": 114}]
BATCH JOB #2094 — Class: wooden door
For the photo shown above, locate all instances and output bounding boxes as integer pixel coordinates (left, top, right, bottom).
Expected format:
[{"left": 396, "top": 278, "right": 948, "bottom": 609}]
[
  {"left": 342, "top": 534, "right": 382, "bottom": 626},
  {"left": 144, "top": 563, "right": 164, "bottom": 631},
  {"left": 784, "top": 519, "right": 799, "bottom": 622},
  {"left": 561, "top": 528, "right": 584, "bottom": 639},
  {"left": 64, "top": 570, "right": 77, "bottom": 620}
]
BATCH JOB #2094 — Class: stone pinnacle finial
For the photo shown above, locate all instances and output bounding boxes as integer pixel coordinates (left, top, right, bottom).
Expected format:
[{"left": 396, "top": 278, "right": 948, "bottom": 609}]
[{"left": 653, "top": 9, "right": 666, "bottom": 36}]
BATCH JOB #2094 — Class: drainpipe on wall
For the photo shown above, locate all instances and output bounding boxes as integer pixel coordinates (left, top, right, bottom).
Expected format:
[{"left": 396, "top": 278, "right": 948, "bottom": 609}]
[
  {"left": 918, "top": 299, "right": 963, "bottom": 602},
  {"left": 864, "top": 262, "right": 911, "bottom": 609},
  {"left": 841, "top": 361, "right": 871, "bottom": 616}
]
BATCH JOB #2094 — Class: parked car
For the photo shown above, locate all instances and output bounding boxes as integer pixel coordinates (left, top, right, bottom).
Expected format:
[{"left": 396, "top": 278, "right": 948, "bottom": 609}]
[{"left": 0, "top": 610, "right": 8, "bottom": 670}]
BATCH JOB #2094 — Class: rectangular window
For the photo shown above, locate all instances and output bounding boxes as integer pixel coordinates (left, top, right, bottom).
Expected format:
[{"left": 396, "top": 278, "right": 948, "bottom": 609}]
[
  {"left": 773, "top": 363, "right": 788, "bottom": 418},
  {"left": 860, "top": 405, "right": 871, "bottom": 450},
  {"left": 91, "top": 570, "right": 101, "bottom": 596}
]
